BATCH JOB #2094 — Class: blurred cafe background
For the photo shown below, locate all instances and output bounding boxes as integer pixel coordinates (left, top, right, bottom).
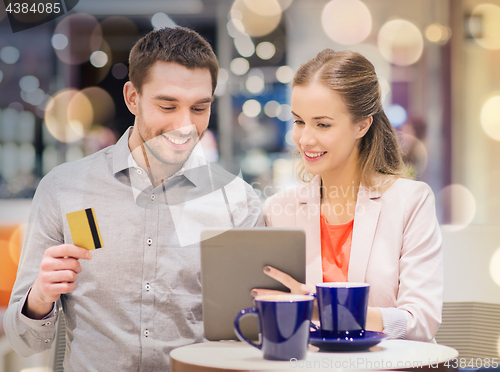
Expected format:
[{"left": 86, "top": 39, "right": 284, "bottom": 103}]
[{"left": 1, "top": 0, "right": 500, "bottom": 370}]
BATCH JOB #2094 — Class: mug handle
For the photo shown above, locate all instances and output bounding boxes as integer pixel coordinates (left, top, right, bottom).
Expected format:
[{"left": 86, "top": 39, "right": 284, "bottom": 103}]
[
  {"left": 233, "top": 307, "right": 262, "bottom": 350},
  {"left": 307, "top": 293, "right": 320, "bottom": 332}
]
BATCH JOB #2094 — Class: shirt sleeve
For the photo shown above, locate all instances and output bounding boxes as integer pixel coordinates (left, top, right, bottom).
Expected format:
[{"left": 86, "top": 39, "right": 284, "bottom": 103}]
[{"left": 3, "top": 170, "right": 64, "bottom": 357}]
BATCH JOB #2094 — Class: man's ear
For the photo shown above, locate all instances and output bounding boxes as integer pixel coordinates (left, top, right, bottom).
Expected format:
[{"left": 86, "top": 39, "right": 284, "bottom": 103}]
[
  {"left": 356, "top": 116, "right": 373, "bottom": 139},
  {"left": 123, "top": 81, "right": 139, "bottom": 116}
]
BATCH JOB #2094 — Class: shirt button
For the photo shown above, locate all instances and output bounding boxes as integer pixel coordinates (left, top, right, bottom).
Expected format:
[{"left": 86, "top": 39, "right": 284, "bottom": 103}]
[
  {"left": 137, "top": 169, "right": 142, "bottom": 175},
  {"left": 145, "top": 283, "right": 151, "bottom": 291},
  {"left": 44, "top": 321, "right": 51, "bottom": 326},
  {"left": 44, "top": 339, "right": 51, "bottom": 343},
  {"left": 144, "top": 330, "right": 149, "bottom": 337},
  {"left": 151, "top": 194, "right": 155, "bottom": 200},
  {"left": 147, "top": 239, "right": 152, "bottom": 246}
]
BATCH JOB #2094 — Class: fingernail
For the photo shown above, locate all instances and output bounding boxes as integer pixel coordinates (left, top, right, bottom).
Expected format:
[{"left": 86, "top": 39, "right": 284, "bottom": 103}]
[
  {"left": 86, "top": 251, "right": 92, "bottom": 259},
  {"left": 264, "top": 266, "right": 271, "bottom": 273},
  {"left": 251, "top": 290, "right": 258, "bottom": 297}
]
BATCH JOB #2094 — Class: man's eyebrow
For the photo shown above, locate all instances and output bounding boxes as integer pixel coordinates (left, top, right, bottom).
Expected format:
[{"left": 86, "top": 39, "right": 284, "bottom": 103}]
[{"left": 153, "top": 95, "right": 214, "bottom": 104}]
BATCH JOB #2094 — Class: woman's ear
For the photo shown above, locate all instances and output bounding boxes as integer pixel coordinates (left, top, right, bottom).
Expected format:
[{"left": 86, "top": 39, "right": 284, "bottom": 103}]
[
  {"left": 356, "top": 116, "right": 373, "bottom": 139},
  {"left": 123, "top": 81, "right": 139, "bottom": 116}
]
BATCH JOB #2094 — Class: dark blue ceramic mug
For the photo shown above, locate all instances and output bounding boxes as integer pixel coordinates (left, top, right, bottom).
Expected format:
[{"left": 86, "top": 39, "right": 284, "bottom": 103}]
[
  {"left": 315, "top": 282, "right": 370, "bottom": 339},
  {"left": 234, "top": 294, "right": 314, "bottom": 360}
]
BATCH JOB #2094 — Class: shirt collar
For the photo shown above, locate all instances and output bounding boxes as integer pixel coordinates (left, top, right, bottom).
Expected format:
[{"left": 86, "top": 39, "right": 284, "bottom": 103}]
[
  {"left": 112, "top": 126, "right": 209, "bottom": 187},
  {"left": 112, "top": 127, "right": 133, "bottom": 175}
]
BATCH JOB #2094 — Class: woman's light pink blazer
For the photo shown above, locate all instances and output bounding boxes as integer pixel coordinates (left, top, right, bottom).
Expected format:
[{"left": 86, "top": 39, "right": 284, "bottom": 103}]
[{"left": 264, "top": 175, "right": 443, "bottom": 342}]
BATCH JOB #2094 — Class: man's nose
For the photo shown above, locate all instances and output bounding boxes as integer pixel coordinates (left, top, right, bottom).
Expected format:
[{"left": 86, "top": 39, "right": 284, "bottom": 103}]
[{"left": 170, "top": 110, "right": 195, "bottom": 135}]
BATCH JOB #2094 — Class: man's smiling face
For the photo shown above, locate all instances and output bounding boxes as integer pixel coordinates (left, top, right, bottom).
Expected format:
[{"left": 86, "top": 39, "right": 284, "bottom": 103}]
[{"left": 127, "top": 61, "right": 213, "bottom": 167}]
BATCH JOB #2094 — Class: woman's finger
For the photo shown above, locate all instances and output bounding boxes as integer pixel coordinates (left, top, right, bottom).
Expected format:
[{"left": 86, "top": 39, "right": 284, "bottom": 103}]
[
  {"left": 250, "top": 288, "right": 288, "bottom": 297},
  {"left": 263, "top": 266, "right": 308, "bottom": 294}
]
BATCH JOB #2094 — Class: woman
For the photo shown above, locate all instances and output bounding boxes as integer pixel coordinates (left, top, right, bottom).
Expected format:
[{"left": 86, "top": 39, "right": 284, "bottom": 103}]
[{"left": 256, "top": 49, "right": 443, "bottom": 342}]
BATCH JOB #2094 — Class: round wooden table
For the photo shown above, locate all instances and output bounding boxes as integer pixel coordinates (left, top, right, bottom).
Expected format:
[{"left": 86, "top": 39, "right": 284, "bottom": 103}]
[{"left": 170, "top": 339, "right": 459, "bottom": 371}]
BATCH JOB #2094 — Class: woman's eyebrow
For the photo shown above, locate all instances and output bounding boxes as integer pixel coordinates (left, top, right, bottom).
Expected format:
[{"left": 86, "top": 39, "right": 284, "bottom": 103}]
[{"left": 313, "top": 115, "right": 334, "bottom": 120}]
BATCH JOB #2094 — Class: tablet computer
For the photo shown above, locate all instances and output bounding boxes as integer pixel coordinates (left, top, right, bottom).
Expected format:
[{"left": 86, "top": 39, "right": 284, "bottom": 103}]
[{"left": 200, "top": 227, "right": 306, "bottom": 341}]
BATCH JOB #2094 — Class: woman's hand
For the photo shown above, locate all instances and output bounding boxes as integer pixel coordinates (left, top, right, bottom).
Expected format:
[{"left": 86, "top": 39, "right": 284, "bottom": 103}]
[
  {"left": 251, "top": 265, "right": 315, "bottom": 297},
  {"left": 366, "top": 307, "right": 384, "bottom": 332}
]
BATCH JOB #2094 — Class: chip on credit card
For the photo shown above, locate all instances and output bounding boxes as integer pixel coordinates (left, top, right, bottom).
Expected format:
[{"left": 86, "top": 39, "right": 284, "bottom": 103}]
[{"left": 66, "top": 208, "right": 103, "bottom": 250}]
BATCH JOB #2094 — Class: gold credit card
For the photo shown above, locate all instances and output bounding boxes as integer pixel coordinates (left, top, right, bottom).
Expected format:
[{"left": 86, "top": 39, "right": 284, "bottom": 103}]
[{"left": 66, "top": 208, "right": 103, "bottom": 250}]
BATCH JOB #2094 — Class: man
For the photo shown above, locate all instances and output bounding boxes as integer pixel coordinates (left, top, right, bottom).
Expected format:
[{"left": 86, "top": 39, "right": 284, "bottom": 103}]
[{"left": 4, "top": 27, "right": 263, "bottom": 371}]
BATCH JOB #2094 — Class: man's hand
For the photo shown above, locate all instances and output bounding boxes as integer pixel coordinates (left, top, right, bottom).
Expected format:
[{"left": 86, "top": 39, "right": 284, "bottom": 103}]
[{"left": 24, "top": 244, "right": 92, "bottom": 319}]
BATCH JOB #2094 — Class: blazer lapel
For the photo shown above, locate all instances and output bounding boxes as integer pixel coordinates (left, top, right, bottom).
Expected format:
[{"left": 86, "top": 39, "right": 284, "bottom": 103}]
[
  {"left": 296, "top": 176, "right": 323, "bottom": 285},
  {"left": 348, "top": 185, "right": 382, "bottom": 283}
]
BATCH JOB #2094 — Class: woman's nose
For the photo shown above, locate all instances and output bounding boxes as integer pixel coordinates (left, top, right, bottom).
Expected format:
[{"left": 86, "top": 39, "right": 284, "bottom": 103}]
[{"left": 299, "top": 126, "right": 316, "bottom": 147}]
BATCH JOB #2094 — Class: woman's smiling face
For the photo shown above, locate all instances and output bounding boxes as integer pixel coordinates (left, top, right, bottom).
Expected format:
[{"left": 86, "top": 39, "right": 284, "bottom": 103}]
[{"left": 291, "top": 82, "right": 369, "bottom": 177}]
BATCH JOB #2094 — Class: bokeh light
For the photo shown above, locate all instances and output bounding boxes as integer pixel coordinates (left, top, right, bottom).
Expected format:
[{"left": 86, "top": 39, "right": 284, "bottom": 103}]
[
  {"left": 438, "top": 184, "right": 477, "bottom": 231},
  {"left": 19, "top": 75, "right": 39, "bottom": 92},
  {"left": 243, "top": 0, "right": 282, "bottom": 16},
  {"left": 246, "top": 75, "right": 265, "bottom": 94},
  {"left": 386, "top": 104, "right": 407, "bottom": 127},
  {"left": 51, "top": 33, "right": 68, "bottom": 50},
  {"left": 378, "top": 19, "right": 424, "bottom": 66},
  {"left": 90, "top": 51, "right": 108, "bottom": 68},
  {"left": 471, "top": 4, "right": 500, "bottom": 50},
  {"left": 230, "top": 57, "right": 250, "bottom": 75},
  {"left": 21, "top": 89, "right": 45, "bottom": 106},
  {"left": 44, "top": 89, "right": 93, "bottom": 143},
  {"left": 256, "top": 42, "right": 276, "bottom": 60},
  {"left": 425, "top": 23, "right": 452, "bottom": 44},
  {"left": 80, "top": 87, "right": 115, "bottom": 126},
  {"left": 112, "top": 63, "right": 128, "bottom": 79},
  {"left": 490, "top": 247, "right": 500, "bottom": 287},
  {"left": 242, "top": 99, "right": 261, "bottom": 118},
  {"left": 264, "top": 100, "right": 281, "bottom": 117},
  {"left": 0, "top": 46, "right": 20, "bottom": 64},
  {"left": 480, "top": 95, "right": 500, "bottom": 141},
  {"left": 277, "top": 104, "right": 292, "bottom": 121},
  {"left": 230, "top": 0, "right": 281, "bottom": 37},
  {"left": 226, "top": 19, "right": 246, "bottom": 38},
  {"left": 276, "top": 65, "right": 294, "bottom": 83},
  {"left": 151, "top": 12, "right": 177, "bottom": 30},
  {"left": 234, "top": 33, "right": 255, "bottom": 57},
  {"left": 321, "top": 0, "right": 372, "bottom": 45},
  {"left": 53, "top": 13, "right": 102, "bottom": 65},
  {"left": 93, "top": 41, "right": 113, "bottom": 83}
]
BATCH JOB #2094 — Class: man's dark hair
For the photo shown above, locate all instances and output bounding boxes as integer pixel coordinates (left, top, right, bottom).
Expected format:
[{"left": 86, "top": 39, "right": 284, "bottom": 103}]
[{"left": 128, "top": 26, "right": 219, "bottom": 94}]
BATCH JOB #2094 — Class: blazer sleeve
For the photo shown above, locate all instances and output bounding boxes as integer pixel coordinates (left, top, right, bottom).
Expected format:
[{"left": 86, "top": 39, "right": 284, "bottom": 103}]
[{"left": 383, "top": 181, "right": 443, "bottom": 342}]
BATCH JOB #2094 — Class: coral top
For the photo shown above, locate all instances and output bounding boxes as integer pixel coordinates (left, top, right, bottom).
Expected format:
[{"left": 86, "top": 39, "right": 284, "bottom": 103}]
[{"left": 320, "top": 213, "right": 354, "bottom": 282}]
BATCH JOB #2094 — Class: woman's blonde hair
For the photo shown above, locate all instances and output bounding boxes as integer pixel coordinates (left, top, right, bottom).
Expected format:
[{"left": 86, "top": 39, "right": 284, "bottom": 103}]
[{"left": 293, "top": 49, "right": 405, "bottom": 189}]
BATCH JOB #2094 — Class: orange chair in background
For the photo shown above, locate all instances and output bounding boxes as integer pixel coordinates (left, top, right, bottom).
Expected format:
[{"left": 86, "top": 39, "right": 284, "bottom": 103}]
[{"left": 0, "top": 225, "right": 23, "bottom": 307}]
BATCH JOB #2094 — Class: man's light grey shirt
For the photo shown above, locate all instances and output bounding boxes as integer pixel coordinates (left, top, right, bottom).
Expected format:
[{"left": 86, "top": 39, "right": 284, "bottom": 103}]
[{"left": 4, "top": 128, "right": 264, "bottom": 371}]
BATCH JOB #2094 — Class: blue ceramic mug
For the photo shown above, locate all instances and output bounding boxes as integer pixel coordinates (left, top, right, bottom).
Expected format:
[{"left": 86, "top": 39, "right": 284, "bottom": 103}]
[
  {"left": 234, "top": 294, "right": 314, "bottom": 360},
  {"left": 315, "top": 282, "right": 370, "bottom": 339}
]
